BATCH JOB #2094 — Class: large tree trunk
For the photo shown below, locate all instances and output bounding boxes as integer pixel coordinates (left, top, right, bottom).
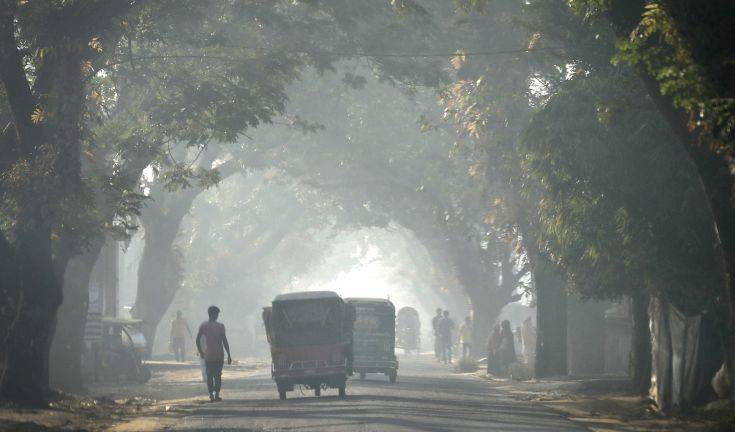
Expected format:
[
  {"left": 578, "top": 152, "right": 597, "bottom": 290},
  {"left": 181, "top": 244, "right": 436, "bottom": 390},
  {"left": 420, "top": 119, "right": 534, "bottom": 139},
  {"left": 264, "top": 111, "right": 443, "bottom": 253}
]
[
  {"left": 49, "top": 240, "right": 104, "bottom": 392},
  {"left": 131, "top": 181, "right": 204, "bottom": 353},
  {"left": 468, "top": 292, "right": 505, "bottom": 358},
  {"left": 468, "top": 248, "right": 525, "bottom": 357},
  {"left": 534, "top": 261, "right": 568, "bottom": 378},
  {"left": 567, "top": 295, "right": 607, "bottom": 376},
  {"left": 0, "top": 236, "right": 19, "bottom": 378},
  {"left": 0, "top": 223, "right": 62, "bottom": 405},
  {"left": 631, "top": 291, "right": 652, "bottom": 395},
  {"left": 132, "top": 215, "right": 185, "bottom": 354}
]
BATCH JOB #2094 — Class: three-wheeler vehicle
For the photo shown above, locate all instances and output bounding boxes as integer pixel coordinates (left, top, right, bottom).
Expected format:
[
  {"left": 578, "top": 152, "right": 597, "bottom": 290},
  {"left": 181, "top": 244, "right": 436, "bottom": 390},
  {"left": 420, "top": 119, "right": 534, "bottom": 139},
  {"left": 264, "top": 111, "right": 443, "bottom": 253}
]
[
  {"left": 94, "top": 317, "right": 151, "bottom": 384},
  {"left": 263, "top": 291, "right": 355, "bottom": 400},
  {"left": 346, "top": 298, "right": 398, "bottom": 382},
  {"left": 396, "top": 306, "right": 421, "bottom": 355}
]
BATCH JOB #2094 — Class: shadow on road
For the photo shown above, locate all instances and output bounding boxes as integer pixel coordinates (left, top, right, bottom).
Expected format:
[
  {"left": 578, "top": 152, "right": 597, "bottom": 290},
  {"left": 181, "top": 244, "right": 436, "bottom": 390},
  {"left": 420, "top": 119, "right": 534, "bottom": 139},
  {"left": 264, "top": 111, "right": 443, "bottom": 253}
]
[{"left": 106, "top": 357, "right": 588, "bottom": 431}]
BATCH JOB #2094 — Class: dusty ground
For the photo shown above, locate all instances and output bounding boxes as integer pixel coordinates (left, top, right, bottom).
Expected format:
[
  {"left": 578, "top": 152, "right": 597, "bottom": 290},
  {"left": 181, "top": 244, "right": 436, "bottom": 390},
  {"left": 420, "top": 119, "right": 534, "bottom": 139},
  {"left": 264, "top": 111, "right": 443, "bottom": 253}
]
[
  {"left": 0, "top": 356, "right": 728, "bottom": 431},
  {"left": 0, "top": 358, "right": 265, "bottom": 431},
  {"left": 483, "top": 374, "right": 715, "bottom": 432}
]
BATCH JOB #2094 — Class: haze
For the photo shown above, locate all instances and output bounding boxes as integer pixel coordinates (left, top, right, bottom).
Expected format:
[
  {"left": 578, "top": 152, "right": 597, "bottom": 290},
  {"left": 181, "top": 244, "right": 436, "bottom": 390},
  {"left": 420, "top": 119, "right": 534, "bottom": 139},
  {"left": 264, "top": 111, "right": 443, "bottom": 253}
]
[{"left": 0, "top": 1, "right": 733, "bottom": 431}]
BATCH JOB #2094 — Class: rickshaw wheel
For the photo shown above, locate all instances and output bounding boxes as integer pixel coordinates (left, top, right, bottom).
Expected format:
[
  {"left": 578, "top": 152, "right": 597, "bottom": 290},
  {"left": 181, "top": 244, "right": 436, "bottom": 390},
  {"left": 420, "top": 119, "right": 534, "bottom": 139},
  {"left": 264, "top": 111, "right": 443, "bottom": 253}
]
[
  {"left": 278, "top": 391, "right": 287, "bottom": 400},
  {"left": 389, "top": 371, "right": 397, "bottom": 383},
  {"left": 359, "top": 372, "right": 366, "bottom": 380},
  {"left": 314, "top": 387, "right": 321, "bottom": 397},
  {"left": 138, "top": 366, "right": 152, "bottom": 384}
]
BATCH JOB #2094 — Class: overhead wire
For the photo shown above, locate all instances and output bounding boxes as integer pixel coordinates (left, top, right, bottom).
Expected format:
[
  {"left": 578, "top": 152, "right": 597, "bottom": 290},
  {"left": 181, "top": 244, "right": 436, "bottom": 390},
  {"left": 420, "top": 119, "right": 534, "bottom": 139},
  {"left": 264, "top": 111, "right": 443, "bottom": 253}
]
[{"left": 107, "top": 45, "right": 569, "bottom": 66}]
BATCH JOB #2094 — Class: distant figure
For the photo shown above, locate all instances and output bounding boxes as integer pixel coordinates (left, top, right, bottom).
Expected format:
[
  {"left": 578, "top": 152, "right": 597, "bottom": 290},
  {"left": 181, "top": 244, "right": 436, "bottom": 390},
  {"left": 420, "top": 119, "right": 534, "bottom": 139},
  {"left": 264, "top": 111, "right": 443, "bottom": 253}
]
[
  {"left": 497, "top": 320, "right": 517, "bottom": 377},
  {"left": 486, "top": 324, "right": 502, "bottom": 375},
  {"left": 196, "top": 306, "right": 232, "bottom": 402},
  {"left": 521, "top": 317, "right": 536, "bottom": 364},
  {"left": 459, "top": 316, "right": 473, "bottom": 359},
  {"left": 515, "top": 325, "right": 523, "bottom": 348},
  {"left": 438, "top": 310, "right": 455, "bottom": 364},
  {"left": 432, "top": 308, "right": 443, "bottom": 361},
  {"left": 170, "top": 310, "right": 192, "bottom": 362}
]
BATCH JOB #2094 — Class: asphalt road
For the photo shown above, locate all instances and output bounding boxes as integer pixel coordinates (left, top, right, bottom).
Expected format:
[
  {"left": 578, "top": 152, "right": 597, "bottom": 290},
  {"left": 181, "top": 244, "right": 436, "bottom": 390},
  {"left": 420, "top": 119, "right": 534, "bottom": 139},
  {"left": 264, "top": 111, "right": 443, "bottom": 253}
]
[{"left": 115, "top": 354, "right": 587, "bottom": 432}]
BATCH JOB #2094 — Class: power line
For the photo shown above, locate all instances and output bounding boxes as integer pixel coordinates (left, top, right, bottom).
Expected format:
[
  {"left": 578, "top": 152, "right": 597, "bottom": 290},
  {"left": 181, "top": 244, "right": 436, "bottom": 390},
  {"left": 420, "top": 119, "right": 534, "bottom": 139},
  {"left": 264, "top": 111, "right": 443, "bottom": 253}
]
[
  {"left": 292, "top": 45, "right": 568, "bottom": 58},
  {"left": 110, "top": 45, "right": 569, "bottom": 65}
]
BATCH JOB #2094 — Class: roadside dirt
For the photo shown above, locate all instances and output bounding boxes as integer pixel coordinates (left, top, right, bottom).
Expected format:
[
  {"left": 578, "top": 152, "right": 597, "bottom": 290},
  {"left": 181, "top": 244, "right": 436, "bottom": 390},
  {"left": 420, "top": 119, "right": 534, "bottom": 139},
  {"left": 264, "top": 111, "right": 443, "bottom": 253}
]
[
  {"left": 0, "top": 395, "right": 151, "bottom": 431},
  {"left": 0, "top": 358, "right": 267, "bottom": 432},
  {"left": 475, "top": 372, "right": 715, "bottom": 432},
  {"left": 2, "top": 361, "right": 729, "bottom": 431}
]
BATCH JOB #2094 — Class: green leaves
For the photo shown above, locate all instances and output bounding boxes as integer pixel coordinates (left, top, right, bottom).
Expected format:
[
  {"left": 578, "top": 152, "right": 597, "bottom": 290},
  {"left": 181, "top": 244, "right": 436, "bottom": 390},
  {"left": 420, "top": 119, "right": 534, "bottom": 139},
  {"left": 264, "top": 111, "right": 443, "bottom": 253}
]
[{"left": 196, "top": 167, "right": 222, "bottom": 190}]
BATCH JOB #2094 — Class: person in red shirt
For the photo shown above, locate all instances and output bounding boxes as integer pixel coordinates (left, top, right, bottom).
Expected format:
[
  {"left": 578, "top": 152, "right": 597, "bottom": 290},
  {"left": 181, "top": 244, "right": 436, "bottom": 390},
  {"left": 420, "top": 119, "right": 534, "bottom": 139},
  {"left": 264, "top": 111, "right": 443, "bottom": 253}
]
[{"left": 196, "top": 306, "right": 232, "bottom": 402}]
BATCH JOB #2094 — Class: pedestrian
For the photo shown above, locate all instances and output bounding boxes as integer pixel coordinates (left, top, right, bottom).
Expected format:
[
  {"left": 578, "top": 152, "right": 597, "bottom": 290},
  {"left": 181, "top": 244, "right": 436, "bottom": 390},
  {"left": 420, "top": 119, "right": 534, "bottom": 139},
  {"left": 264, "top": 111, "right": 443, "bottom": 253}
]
[
  {"left": 521, "top": 317, "right": 536, "bottom": 365},
  {"left": 486, "top": 324, "right": 501, "bottom": 375},
  {"left": 432, "top": 308, "right": 443, "bottom": 361},
  {"left": 497, "top": 320, "right": 517, "bottom": 377},
  {"left": 170, "top": 310, "right": 192, "bottom": 362},
  {"left": 438, "top": 310, "right": 455, "bottom": 364},
  {"left": 196, "top": 305, "right": 232, "bottom": 402},
  {"left": 459, "top": 316, "right": 473, "bottom": 359}
]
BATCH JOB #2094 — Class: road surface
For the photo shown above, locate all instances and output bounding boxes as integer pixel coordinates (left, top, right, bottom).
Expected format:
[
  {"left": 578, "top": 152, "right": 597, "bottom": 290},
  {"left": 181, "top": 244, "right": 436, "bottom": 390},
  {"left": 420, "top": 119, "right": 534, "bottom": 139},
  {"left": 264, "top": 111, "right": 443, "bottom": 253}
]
[{"left": 114, "top": 355, "right": 587, "bottom": 432}]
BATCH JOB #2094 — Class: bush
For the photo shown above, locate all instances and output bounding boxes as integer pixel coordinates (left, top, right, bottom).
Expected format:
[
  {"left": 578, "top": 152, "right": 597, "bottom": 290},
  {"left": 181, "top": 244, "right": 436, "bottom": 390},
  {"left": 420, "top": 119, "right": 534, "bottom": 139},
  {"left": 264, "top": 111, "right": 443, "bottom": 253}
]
[{"left": 455, "top": 356, "right": 479, "bottom": 372}]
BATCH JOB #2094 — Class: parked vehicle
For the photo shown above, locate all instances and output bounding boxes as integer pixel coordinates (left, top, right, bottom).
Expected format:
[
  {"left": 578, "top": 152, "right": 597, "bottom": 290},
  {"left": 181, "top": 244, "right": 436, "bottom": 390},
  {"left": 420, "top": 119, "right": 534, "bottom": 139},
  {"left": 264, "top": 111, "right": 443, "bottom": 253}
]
[
  {"left": 263, "top": 291, "right": 355, "bottom": 400},
  {"left": 396, "top": 306, "right": 421, "bottom": 355},
  {"left": 94, "top": 317, "right": 151, "bottom": 384},
  {"left": 346, "top": 298, "right": 398, "bottom": 382}
]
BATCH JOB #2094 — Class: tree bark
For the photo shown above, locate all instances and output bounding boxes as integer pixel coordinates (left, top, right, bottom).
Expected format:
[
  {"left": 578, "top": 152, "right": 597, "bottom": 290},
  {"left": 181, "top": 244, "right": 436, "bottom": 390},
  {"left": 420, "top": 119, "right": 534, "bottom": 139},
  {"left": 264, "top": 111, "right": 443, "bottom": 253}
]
[
  {"left": 467, "top": 247, "right": 525, "bottom": 357},
  {"left": 0, "top": 221, "right": 62, "bottom": 405},
  {"left": 534, "top": 261, "right": 568, "bottom": 378},
  {"left": 468, "top": 291, "right": 502, "bottom": 358},
  {"left": 630, "top": 291, "right": 652, "bottom": 395},
  {"left": 49, "top": 239, "right": 105, "bottom": 392},
  {"left": 567, "top": 295, "right": 607, "bottom": 376},
  {"left": 0, "top": 236, "right": 18, "bottom": 377},
  {"left": 132, "top": 207, "right": 188, "bottom": 354}
]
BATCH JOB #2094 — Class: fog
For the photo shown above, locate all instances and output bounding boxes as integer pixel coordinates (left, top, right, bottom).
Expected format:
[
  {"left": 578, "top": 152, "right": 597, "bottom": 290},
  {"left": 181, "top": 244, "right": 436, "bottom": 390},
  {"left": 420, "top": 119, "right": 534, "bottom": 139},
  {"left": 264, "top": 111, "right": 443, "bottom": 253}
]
[{"left": 2, "top": 1, "right": 733, "bottom": 429}]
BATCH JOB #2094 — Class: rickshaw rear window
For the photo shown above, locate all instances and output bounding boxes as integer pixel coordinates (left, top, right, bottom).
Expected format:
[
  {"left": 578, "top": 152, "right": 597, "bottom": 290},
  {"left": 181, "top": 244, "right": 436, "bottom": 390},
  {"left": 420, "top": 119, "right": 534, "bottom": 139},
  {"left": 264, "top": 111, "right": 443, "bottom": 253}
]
[
  {"left": 279, "top": 300, "right": 335, "bottom": 324},
  {"left": 272, "top": 299, "right": 343, "bottom": 346},
  {"left": 354, "top": 309, "right": 394, "bottom": 334}
]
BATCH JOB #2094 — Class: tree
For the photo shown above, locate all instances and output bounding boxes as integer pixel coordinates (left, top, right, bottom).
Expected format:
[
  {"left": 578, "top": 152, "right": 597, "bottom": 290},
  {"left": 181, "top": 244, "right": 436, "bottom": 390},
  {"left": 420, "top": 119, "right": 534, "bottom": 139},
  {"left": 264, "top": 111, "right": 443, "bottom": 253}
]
[
  {"left": 0, "top": 0, "right": 144, "bottom": 403},
  {"left": 439, "top": 0, "right": 576, "bottom": 376},
  {"left": 572, "top": 0, "right": 735, "bottom": 392},
  {"left": 443, "top": 0, "right": 728, "bottom": 392},
  {"left": 2, "top": 0, "right": 446, "bottom": 403},
  {"left": 28, "top": 0, "right": 456, "bottom": 395}
]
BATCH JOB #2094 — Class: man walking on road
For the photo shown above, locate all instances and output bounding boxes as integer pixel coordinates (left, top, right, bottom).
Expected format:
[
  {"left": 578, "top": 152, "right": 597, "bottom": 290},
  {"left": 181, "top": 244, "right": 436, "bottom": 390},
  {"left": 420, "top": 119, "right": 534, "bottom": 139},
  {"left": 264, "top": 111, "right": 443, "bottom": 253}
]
[
  {"left": 170, "top": 310, "right": 192, "bottom": 362},
  {"left": 438, "top": 310, "right": 455, "bottom": 364},
  {"left": 459, "top": 316, "right": 473, "bottom": 359},
  {"left": 196, "top": 306, "right": 232, "bottom": 402},
  {"left": 432, "top": 308, "right": 443, "bottom": 361}
]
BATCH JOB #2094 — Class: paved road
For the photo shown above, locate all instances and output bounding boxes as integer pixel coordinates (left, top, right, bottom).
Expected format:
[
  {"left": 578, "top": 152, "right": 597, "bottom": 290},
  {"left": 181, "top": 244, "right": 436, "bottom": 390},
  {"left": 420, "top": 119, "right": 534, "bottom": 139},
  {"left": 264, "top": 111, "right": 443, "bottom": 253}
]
[{"left": 117, "top": 355, "right": 587, "bottom": 432}]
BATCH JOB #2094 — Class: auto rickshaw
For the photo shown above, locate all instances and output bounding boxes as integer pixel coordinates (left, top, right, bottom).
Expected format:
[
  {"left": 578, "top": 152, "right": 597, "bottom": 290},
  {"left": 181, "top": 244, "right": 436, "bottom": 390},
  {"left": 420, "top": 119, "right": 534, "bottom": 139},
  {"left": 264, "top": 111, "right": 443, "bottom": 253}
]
[
  {"left": 396, "top": 306, "right": 421, "bottom": 355},
  {"left": 94, "top": 317, "right": 151, "bottom": 384},
  {"left": 262, "top": 291, "right": 355, "bottom": 400},
  {"left": 345, "top": 298, "right": 398, "bottom": 382}
]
